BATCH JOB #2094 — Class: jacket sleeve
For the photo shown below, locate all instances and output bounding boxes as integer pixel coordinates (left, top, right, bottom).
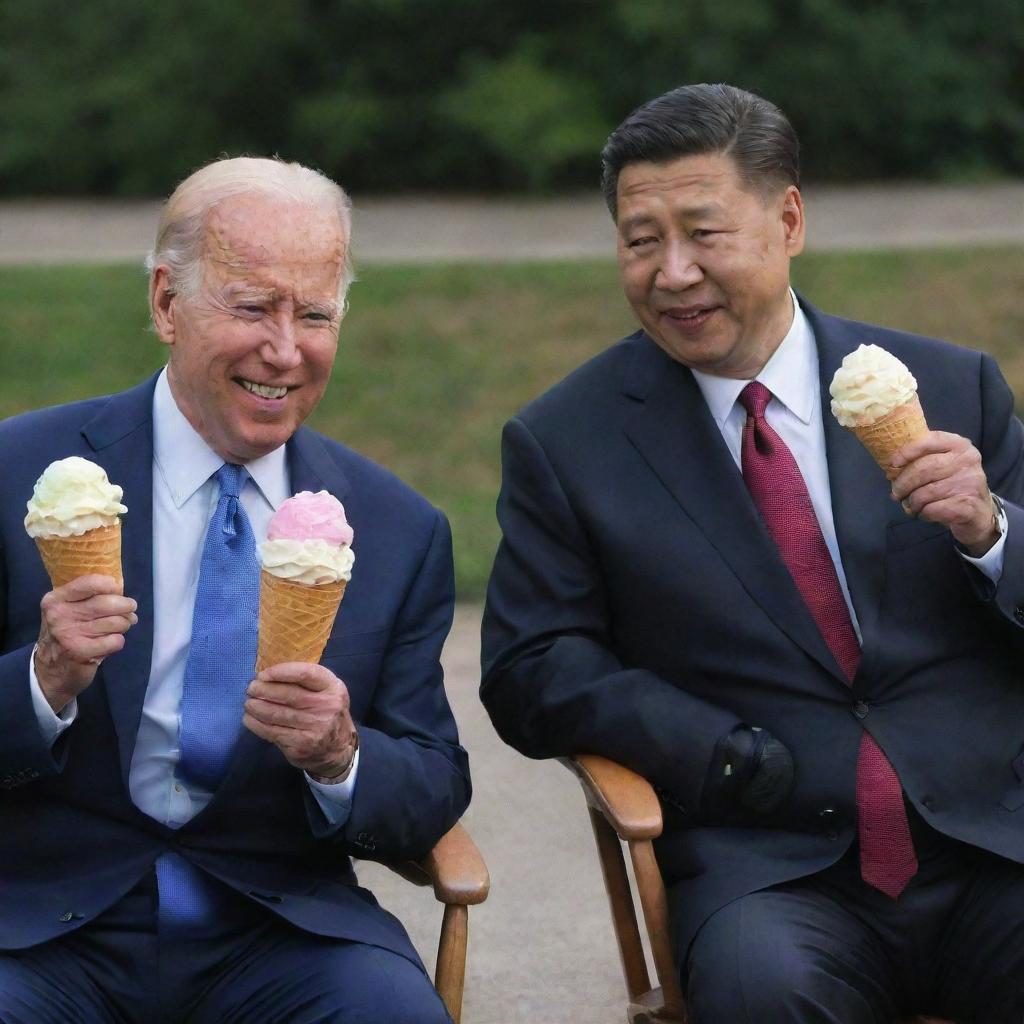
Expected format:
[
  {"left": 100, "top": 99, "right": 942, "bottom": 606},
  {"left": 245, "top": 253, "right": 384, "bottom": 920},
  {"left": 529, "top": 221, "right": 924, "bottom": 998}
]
[
  {"left": 967, "top": 352, "right": 1024, "bottom": 630},
  {"left": 480, "top": 416, "right": 742, "bottom": 818},
  {"left": 0, "top": 540, "right": 70, "bottom": 790},
  {"left": 306, "top": 509, "right": 471, "bottom": 862}
]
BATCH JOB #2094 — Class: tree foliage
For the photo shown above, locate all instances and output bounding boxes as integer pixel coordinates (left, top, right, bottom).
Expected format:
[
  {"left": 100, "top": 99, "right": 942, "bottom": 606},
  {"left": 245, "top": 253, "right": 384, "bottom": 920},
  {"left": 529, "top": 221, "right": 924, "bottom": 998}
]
[{"left": 1, "top": 0, "right": 1021, "bottom": 195}]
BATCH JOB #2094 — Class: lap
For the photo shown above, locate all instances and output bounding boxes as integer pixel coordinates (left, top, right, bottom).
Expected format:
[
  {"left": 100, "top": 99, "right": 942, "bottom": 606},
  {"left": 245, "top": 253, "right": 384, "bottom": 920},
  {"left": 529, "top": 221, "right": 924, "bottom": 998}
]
[
  {"left": 0, "top": 873, "right": 449, "bottom": 1024},
  {"left": 685, "top": 882, "right": 900, "bottom": 1024},
  {"left": 685, "top": 842, "right": 1024, "bottom": 1024},
  {"left": 189, "top": 930, "right": 451, "bottom": 1024}
]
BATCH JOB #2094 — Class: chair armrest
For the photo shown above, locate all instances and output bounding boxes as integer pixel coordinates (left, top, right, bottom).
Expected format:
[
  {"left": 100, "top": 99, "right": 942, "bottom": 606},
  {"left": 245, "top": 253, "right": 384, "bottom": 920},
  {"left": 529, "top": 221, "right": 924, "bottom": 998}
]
[
  {"left": 563, "top": 755, "right": 663, "bottom": 841},
  {"left": 385, "top": 823, "right": 490, "bottom": 906}
]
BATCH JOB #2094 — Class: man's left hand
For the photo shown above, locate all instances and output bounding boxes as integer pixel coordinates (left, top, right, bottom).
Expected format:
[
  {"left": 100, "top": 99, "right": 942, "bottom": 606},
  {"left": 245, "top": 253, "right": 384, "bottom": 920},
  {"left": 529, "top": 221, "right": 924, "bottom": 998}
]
[
  {"left": 243, "top": 663, "right": 358, "bottom": 781},
  {"left": 890, "top": 430, "right": 999, "bottom": 556}
]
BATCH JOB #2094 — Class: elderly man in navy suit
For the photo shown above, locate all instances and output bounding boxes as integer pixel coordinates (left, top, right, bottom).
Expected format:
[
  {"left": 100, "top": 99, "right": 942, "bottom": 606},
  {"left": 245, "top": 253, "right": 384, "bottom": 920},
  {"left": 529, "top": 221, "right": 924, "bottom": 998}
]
[
  {"left": 482, "top": 84, "right": 1024, "bottom": 1022},
  {"left": 0, "top": 157, "right": 468, "bottom": 1022}
]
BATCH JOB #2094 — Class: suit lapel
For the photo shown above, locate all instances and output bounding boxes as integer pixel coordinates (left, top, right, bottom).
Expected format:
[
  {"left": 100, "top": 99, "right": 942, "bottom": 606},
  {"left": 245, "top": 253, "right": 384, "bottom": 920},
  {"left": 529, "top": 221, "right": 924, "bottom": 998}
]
[
  {"left": 80, "top": 376, "right": 158, "bottom": 785},
  {"left": 806, "top": 303, "right": 904, "bottom": 680},
  {"left": 621, "top": 335, "right": 849, "bottom": 684}
]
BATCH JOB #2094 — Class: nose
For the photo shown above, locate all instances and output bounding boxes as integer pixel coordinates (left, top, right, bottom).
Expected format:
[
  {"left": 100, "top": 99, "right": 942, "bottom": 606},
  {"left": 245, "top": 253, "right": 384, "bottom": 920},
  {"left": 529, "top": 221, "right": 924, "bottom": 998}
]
[
  {"left": 261, "top": 314, "right": 302, "bottom": 371},
  {"left": 655, "top": 240, "right": 704, "bottom": 292}
]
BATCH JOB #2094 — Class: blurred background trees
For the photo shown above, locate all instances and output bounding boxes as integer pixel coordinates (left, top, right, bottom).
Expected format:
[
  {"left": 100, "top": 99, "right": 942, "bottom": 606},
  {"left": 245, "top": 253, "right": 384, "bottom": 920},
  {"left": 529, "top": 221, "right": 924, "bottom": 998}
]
[{"left": 2, "top": 0, "right": 1022, "bottom": 195}]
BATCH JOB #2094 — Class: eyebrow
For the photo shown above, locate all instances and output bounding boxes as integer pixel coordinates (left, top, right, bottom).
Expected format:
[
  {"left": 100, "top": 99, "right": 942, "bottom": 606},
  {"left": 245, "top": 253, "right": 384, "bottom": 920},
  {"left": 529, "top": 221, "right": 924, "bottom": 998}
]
[
  {"left": 221, "top": 284, "right": 340, "bottom": 317},
  {"left": 619, "top": 203, "right": 725, "bottom": 234}
]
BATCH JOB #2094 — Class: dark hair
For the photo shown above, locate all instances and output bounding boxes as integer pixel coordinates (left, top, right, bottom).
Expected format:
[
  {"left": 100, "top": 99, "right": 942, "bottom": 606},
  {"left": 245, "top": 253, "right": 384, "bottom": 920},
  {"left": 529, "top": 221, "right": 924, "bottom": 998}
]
[{"left": 600, "top": 83, "right": 800, "bottom": 218}]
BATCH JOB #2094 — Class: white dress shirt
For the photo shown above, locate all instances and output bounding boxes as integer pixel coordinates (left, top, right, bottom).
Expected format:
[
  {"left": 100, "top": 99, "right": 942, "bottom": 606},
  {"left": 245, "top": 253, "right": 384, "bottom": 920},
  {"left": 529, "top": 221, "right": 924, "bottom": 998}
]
[
  {"left": 31, "top": 368, "right": 358, "bottom": 828},
  {"left": 690, "top": 292, "right": 1005, "bottom": 636}
]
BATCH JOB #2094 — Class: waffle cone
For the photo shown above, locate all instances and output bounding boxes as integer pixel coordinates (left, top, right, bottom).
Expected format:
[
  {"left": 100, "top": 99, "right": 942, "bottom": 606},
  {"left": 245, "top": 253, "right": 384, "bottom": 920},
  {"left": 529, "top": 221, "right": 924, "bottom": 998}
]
[
  {"left": 35, "top": 523, "right": 123, "bottom": 590},
  {"left": 255, "top": 570, "right": 346, "bottom": 672},
  {"left": 851, "top": 395, "right": 929, "bottom": 480}
]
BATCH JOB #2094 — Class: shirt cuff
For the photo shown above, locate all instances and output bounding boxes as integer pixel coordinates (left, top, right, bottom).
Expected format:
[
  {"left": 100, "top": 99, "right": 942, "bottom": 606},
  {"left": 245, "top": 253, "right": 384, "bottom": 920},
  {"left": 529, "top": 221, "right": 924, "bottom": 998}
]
[
  {"left": 29, "top": 645, "right": 77, "bottom": 746},
  {"left": 960, "top": 497, "right": 1008, "bottom": 583},
  {"left": 305, "top": 746, "right": 360, "bottom": 827}
]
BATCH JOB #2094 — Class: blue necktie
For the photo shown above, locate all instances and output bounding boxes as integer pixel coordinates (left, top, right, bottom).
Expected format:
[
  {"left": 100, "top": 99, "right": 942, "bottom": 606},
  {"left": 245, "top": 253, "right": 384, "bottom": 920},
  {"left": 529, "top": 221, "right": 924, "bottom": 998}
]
[
  {"left": 158, "top": 463, "right": 259, "bottom": 933},
  {"left": 178, "top": 462, "right": 259, "bottom": 788}
]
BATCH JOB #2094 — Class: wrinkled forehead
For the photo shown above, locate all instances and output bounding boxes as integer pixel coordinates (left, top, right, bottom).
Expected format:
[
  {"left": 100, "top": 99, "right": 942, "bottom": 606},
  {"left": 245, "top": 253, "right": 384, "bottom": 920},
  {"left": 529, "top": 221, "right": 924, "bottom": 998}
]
[{"left": 202, "top": 194, "right": 346, "bottom": 290}]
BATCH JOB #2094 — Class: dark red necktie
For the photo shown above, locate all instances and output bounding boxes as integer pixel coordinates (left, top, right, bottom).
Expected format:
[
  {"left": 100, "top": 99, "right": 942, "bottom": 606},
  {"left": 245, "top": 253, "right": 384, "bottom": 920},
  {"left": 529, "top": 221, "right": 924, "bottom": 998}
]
[{"left": 739, "top": 381, "right": 917, "bottom": 899}]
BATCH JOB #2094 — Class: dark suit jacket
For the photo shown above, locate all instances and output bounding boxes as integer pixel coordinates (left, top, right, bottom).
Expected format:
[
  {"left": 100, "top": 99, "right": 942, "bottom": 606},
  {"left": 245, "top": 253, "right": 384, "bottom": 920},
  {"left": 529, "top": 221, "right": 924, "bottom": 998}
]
[
  {"left": 0, "top": 374, "right": 470, "bottom": 960},
  {"left": 481, "top": 300, "right": 1024, "bottom": 960}
]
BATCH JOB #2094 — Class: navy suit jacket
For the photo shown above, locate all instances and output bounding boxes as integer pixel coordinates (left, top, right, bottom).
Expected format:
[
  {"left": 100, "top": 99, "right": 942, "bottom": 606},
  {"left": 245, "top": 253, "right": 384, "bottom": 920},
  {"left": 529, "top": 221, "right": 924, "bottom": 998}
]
[
  {"left": 0, "top": 374, "right": 470, "bottom": 959},
  {"left": 481, "top": 300, "right": 1024, "bottom": 960}
]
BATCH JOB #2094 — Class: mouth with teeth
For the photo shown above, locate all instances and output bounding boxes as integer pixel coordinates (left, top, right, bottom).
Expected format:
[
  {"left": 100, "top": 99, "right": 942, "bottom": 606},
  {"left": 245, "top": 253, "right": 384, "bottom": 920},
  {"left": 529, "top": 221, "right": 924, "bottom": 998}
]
[{"left": 238, "top": 378, "right": 289, "bottom": 400}]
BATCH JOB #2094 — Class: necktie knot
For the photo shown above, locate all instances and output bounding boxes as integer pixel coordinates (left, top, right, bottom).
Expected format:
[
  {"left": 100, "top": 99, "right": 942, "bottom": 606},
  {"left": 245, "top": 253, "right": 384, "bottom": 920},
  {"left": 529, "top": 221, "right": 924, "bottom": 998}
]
[
  {"left": 739, "top": 380, "right": 772, "bottom": 419},
  {"left": 216, "top": 463, "right": 245, "bottom": 499}
]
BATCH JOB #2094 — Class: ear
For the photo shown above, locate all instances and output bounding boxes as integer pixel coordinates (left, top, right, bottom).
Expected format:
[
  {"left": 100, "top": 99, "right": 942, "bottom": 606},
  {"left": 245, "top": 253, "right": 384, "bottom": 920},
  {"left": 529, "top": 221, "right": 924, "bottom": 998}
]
[
  {"left": 781, "top": 185, "right": 805, "bottom": 257},
  {"left": 150, "top": 266, "right": 177, "bottom": 346}
]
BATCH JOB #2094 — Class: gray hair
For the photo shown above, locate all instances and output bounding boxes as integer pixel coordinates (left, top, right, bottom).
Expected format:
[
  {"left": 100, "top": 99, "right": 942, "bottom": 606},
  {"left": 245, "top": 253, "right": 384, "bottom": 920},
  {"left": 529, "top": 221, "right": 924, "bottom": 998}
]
[
  {"left": 601, "top": 84, "right": 800, "bottom": 219},
  {"left": 145, "top": 156, "right": 355, "bottom": 307}
]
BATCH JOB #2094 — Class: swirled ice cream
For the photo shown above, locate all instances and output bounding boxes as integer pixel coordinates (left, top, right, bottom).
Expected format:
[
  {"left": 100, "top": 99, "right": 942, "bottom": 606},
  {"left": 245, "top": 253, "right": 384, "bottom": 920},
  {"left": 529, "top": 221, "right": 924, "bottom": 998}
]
[
  {"left": 255, "top": 490, "right": 353, "bottom": 671},
  {"left": 829, "top": 344, "right": 919, "bottom": 428},
  {"left": 829, "top": 344, "right": 928, "bottom": 480},
  {"left": 25, "top": 456, "right": 127, "bottom": 539},
  {"left": 24, "top": 457, "right": 126, "bottom": 589},
  {"left": 259, "top": 490, "right": 354, "bottom": 585}
]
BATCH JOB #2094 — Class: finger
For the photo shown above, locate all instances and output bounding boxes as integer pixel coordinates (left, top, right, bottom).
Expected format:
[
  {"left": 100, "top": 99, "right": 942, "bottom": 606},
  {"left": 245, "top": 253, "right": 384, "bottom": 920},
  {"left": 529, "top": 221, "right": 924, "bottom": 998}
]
[
  {"left": 890, "top": 452, "right": 954, "bottom": 500},
  {"left": 246, "top": 679, "right": 322, "bottom": 705},
  {"left": 61, "top": 632, "right": 127, "bottom": 662},
  {"left": 242, "top": 712, "right": 281, "bottom": 743},
  {"left": 79, "top": 612, "right": 138, "bottom": 637},
  {"left": 256, "top": 662, "right": 340, "bottom": 691},
  {"left": 890, "top": 431, "right": 968, "bottom": 471},
  {"left": 50, "top": 574, "right": 125, "bottom": 601},
  {"left": 42, "top": 592, "right": 138, "bottom": 623},
  {"left": 912, "top": 494, "right": 981, "bottom": 533},
  {"left": 244, "top": 697, "right": 319, "bottom": 730}
]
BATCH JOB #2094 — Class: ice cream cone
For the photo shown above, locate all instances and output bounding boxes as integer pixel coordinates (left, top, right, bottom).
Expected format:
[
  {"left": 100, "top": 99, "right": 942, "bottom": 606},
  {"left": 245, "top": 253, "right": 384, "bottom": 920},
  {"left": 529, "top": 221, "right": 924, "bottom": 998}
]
[
  {"left": 255, "top": 569, "right": 347, "bottom": 672},
  {"left": 851, "top": 395, "right": 929, "bottom": 480},
  {"left": 34, "top": 522, "right": 123, "bottom": 590}
]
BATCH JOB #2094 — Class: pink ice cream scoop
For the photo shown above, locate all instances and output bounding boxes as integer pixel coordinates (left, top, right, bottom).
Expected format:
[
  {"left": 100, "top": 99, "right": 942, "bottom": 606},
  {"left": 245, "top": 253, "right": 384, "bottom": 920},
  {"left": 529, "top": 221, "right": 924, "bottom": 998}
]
[{"left": 267, "top": 490, "right": 353, "bottom": 546}]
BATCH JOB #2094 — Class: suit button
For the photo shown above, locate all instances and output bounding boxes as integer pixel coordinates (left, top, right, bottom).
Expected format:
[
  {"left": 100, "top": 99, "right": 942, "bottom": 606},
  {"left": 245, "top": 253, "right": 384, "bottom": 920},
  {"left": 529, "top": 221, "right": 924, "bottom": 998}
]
[
  {"left": 58, "top": 911, "right": 82, "bottom": 922},
  {"left": 922, "top": 795, "right": 935, "bottom": 811},
  {"left": 853, "top": 700, "right": 870, "bottom": 719},
  {"left": 1015, "top": 606, "right": 1024, "bottom": 624},
  {"left": 817, "top": 807, "right": 840, "bottom": 839}
]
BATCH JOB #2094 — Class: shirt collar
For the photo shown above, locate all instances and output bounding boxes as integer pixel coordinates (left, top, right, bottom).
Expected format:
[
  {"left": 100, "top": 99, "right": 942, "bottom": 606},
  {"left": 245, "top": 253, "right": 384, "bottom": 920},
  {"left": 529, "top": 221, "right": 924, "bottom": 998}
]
[
  {"left": 691, "top": 290, "right": 817, "bottom": 426},
  {"left": 152, "top": 368, "right": 290, "bottom": 509}
]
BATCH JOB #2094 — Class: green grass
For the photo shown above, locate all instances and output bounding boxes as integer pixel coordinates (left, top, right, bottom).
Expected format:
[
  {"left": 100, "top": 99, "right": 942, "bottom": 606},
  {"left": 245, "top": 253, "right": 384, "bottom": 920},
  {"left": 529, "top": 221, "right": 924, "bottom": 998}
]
[{"left": 2, "top": 249, "right": 1022, "bottom": 597}]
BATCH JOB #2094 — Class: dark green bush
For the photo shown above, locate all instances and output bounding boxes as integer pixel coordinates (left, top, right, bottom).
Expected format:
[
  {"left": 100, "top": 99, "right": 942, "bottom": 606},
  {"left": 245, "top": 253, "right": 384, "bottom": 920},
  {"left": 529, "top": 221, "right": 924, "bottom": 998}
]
[{"left": 1, "top": 0, "right": 1020, "bottom": 196}]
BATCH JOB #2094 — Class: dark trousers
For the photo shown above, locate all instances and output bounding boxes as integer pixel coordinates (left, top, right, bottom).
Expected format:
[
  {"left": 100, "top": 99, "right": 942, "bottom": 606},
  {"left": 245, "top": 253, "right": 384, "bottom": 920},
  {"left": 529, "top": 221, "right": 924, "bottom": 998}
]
[
  {"left": 685, "top": 810, "right": 1024, "bottom": 1024},
  {"left": 0, "top": 871, "right": 450, "bottom": 1024}
]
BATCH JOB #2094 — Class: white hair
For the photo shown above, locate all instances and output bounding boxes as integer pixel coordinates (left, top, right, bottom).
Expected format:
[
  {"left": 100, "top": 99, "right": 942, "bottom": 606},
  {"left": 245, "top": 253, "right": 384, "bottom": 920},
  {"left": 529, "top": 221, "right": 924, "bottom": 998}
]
[{"left": 145, "top": 156, "right": 355, "bottom": 308}]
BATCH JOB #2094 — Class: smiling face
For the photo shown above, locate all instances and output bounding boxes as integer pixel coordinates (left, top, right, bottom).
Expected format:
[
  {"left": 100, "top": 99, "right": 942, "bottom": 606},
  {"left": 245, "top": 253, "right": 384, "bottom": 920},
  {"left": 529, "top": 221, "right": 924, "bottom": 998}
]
[
  {"left": 616, "top": 151, "right": 804, "bottom": 379},
  {"left": 151, "top": 194, "right": 346, "bottom": 463}
]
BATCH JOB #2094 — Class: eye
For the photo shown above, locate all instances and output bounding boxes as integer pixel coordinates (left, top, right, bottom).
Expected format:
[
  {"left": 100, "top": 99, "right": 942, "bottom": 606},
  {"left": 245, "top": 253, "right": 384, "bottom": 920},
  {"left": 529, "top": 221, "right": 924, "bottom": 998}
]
[
  {"left": 627, "top": 235, "right": 658, "bottom": 250},
  {"left": 236, "top": 304, "right": 266, "bottom": 316},
  {"left": 303, "top": 311, "right": 332, "bottom": 322}
]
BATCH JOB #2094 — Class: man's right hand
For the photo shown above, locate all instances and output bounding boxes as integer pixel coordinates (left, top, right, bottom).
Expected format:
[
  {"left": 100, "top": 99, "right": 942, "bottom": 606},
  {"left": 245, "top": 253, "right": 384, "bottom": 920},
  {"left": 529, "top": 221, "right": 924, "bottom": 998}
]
[{"left": 34, "top": 575, "right": 137, "bottom": 713}]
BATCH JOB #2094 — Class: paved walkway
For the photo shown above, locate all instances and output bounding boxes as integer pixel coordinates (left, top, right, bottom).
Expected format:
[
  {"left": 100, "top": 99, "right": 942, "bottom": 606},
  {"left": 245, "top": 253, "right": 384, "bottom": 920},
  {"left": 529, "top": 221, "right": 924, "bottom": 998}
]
[{"left": 1, "top": 182, "right": 1022, "bottom": 265}]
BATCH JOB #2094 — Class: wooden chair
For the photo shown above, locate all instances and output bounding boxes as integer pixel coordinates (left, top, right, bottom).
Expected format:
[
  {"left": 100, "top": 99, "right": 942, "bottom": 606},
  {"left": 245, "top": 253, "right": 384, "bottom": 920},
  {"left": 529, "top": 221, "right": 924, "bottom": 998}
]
[
  {"left": 564, "top": 754, "right": 948, "bottom": 1024},
  {"left": 384, "top": 822, "right": 490, "bottom": 1024}
]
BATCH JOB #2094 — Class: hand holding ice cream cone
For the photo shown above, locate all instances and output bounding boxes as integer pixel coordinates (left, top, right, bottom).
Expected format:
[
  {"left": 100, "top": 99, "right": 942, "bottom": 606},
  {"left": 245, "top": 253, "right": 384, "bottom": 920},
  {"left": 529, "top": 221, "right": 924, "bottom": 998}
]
[
  {"left": 246, "top": 490, "right": 358, "bottom": 781},
  {"left": 831, "top": 345, "right": 1001, "bottom": 555},
  {"left": 25, "top": 457, "right": 136, "bottom": 711}
]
